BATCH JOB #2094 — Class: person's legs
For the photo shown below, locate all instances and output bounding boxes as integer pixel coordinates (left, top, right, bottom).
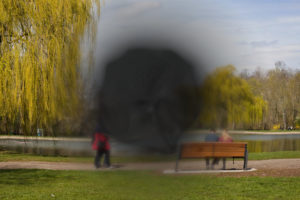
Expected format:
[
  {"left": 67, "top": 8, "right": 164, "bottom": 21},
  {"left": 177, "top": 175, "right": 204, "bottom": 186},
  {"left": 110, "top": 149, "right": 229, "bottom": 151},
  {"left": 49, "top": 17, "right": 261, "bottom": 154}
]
[
  {"left": 222, "top": 158, "right": 226, "bottom": 170},
  {"left": 94, "top": 149, "right": 104, "bottom": 168},
  {"left": 212, "top": 158, "right": 219, "bottom": 169},
  {"left": 205, "top": 158, "right": 210, "bottom": 170},
  {"left": 104, "top": 150, "right": 111, "bottom": 167}
]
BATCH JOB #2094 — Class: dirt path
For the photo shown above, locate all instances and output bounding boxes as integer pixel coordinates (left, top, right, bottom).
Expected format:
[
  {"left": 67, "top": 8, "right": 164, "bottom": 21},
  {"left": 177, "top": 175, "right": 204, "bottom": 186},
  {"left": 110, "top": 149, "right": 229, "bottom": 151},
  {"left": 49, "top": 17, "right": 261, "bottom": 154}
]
[{"left": 1, "top": 159, "right": 300, "bottom": 177}]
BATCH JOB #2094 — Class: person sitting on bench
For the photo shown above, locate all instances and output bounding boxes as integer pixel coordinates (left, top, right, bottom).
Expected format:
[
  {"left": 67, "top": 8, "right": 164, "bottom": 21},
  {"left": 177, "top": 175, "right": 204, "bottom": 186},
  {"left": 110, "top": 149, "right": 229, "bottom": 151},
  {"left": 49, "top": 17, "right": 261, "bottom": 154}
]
[
  {"left": 204, "top": 128, "right": 219, "bottom": 169},
  {"left": 218, "top": 129, "right": 233, "bottom": 169}
]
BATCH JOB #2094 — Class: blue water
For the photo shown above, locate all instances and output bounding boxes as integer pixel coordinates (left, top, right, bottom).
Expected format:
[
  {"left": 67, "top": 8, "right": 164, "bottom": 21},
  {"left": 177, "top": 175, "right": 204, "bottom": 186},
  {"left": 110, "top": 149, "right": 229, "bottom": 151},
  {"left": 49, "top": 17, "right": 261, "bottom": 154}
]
[
  {"left": 182, "top": 133, "right": 300, "bottom": 153},
  {"left": 182, "top": 133, "right": 300, "bottom": 142},
  {"left": 2, "top": 133, "right": 300, "bottom": 155}
]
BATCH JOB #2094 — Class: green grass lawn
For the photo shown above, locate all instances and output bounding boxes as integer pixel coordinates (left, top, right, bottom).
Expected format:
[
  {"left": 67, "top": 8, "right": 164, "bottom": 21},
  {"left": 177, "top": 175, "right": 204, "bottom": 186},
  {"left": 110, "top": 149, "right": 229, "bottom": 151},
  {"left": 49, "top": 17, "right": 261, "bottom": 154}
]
[
  {"left": 1, "top": 151, "right": 300, "bottom": 199},
  {"left": 249, "top": 151, "right": 300, "bottom": 160},
  {"left": 1, "top": 150, "right": 300, "bottom": 163},
  {"left": 0, "top": 150, "right": 93, "bottom": 162},
  {"left": 0, "top": 169, "right": 299, "bottom": 200},
  {"left": 230, "top": 129, "right": 300, "bottom": 133},
  {"left": 0, "top": 150, "right": 176, "bottom": 163}
]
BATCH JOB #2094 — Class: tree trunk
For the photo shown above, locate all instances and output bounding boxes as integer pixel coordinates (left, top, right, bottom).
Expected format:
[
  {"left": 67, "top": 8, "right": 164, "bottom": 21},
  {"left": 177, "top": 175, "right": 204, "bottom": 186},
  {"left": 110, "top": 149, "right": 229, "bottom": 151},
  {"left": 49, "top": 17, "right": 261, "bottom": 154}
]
[{"left": 283, "top": 111, "right": 287, "bottom": 130}]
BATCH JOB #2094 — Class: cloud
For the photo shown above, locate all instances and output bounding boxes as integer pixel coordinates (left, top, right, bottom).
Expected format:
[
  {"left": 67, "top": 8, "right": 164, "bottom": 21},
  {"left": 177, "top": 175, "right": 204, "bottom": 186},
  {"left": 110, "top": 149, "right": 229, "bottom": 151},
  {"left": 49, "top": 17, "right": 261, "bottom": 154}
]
[
  {"left": 115, "top": 1, "right": 160, "bottom": 19},
  {"left": 239, "top": 40, "right": 278, "bottom": 48},
  {"left": 234, "top": 44, "right": 300, "bottom": 70},
  {"left": 95, "top": 0, "right": 300, "bottom": 72},
  {"left": 277, "top": 16, "right": 300, "bottom": 24},
  {"left": 255, "top": 44, "right": 300, "bottom": 54}
]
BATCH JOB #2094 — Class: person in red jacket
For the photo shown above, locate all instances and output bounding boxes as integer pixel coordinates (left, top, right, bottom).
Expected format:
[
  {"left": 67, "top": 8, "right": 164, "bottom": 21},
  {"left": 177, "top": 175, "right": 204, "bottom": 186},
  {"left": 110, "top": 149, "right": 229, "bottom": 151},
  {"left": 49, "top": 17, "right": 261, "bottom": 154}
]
[
  {"left": 218, "top": 129, "right": 233, "bottom": 169},
  {"left": 218, "top": 129, "right": 233, "bottom": 143},
  {"left": 92, "top": 127, "right": 111, "bottom": 168}
]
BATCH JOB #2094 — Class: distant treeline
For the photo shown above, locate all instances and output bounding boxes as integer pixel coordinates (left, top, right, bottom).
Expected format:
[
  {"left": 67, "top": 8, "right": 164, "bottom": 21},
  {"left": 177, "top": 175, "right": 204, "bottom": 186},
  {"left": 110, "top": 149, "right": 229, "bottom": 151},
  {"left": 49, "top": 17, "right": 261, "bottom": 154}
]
[{"left": 198, "top": 63, "right": 300, "bottom": 130}]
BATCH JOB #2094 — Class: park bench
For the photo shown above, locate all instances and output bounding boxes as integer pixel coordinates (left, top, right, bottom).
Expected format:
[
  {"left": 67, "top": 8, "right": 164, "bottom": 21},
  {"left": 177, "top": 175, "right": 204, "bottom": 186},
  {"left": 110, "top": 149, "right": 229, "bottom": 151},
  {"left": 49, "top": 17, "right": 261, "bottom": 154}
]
[{"left": 175, "top": 142, "right": 248, "bottom": 171}]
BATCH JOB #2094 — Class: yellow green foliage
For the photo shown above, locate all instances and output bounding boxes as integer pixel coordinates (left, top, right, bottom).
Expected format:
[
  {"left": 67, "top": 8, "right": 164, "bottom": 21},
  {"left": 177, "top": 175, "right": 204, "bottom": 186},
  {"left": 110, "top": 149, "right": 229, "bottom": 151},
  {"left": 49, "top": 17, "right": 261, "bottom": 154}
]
[
  {"left": 0, "top": 0, "right": 100, "bottom": 135},
  {"left": 248, "top": 96, "right": 267, "bottom": 129},
  {"left": 199, "top": 65, "right": 267, "bottom": 129},
  {"left": 273, "top": 124, "right": 281, "bottom": 130}
]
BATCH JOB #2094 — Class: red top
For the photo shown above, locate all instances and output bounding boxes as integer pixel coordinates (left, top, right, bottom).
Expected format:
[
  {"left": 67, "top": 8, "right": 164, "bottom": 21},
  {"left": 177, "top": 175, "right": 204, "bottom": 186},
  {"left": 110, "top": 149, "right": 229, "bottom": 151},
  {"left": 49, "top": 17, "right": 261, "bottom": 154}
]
[
  {"left": 218, "top": 137, "right": 233, "bottom": 143},
  {"left": 92, "top": 132, "right": 110, "bottom": 150}
]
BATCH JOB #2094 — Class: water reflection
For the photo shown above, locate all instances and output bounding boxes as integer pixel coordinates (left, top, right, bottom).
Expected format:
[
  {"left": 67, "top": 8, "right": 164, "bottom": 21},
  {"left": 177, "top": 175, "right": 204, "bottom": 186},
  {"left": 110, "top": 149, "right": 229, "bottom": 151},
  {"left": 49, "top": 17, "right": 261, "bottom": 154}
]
[
  {"left": 2, "top": 133, "right": 300, "bottom": 156},
  {"left": 246, "top": 139, "right": 300, "bottom": 152},
  {"left": 182, "top": 133, "right": 300, "bottom": 153}
]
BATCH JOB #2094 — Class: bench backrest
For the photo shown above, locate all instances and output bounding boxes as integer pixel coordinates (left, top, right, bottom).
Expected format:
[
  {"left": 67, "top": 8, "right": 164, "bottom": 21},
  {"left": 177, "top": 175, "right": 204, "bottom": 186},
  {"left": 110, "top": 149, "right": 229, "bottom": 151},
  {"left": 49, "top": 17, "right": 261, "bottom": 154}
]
[{"left": 180, "top": 142, "right": 247, "bottom": 158}]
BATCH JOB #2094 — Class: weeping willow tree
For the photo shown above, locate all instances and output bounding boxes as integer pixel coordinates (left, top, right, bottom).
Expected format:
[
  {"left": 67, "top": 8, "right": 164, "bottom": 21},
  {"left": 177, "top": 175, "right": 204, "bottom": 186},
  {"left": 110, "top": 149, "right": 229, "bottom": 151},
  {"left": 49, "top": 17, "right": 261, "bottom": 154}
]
[
  {"left": 199, "top": 65, "right": 267, "bottom": 129},
  {"left": 0, "top": 0, "right": 100, "bottom": 135}
]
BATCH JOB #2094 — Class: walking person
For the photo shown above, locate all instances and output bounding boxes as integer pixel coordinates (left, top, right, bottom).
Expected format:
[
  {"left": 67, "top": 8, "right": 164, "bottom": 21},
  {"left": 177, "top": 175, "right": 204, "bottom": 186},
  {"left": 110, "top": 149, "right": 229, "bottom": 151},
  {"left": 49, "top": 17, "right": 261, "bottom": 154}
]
[{"left": 92, "top": 126, "right": 111, "bottom": 168}]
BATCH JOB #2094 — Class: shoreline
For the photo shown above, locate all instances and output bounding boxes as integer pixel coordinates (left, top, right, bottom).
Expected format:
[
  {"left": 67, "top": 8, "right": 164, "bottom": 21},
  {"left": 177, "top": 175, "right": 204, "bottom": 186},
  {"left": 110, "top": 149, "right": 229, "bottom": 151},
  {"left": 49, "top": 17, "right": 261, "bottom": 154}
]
[
  {"left": 186, "top": 130, "right": 300, "bottom": 135},
  {"left": 1, "top": 130, "right": 300, "bottom": 141},
  {"left": 0, "top": 135, "right": 90, "bottom": 141},
  {"left": 229, "top": 130, "right": 300, "bottom": 135}
]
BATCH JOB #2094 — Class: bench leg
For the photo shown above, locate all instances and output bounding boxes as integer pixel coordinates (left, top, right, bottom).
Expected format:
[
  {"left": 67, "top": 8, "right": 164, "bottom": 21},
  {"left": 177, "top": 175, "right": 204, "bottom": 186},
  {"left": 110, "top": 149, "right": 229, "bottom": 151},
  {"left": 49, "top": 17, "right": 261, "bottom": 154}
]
[
  {"left": 243, "top": 145, "right": 248, "bottom": 170},
  {"left": 175, "top": 158, "right": 179, "bottom": 172},
  {"left": 175, "top": 145, "right": 181, "bottom": 172},
  {"left": 243, "top": 156, "right": 248, "bottom": 170}
]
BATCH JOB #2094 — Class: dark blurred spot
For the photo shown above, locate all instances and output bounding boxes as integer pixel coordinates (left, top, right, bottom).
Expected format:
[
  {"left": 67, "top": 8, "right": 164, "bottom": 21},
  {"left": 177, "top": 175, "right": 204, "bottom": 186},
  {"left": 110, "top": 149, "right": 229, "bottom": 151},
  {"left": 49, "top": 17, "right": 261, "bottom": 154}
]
[{"left": 94, "top": 47, "right": 202, "bottom": 153}]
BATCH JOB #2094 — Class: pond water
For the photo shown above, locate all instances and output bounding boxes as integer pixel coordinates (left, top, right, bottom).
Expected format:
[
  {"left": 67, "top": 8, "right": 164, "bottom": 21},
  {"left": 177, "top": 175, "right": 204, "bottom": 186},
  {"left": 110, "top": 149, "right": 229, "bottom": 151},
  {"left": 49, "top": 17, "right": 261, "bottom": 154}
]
[
  {"left": 182, "top": 133, "right": 300, "bottom": 153},
  {"left": 0, "top": 137, "right": 146, "bottom": 156},
  {"left": 1, "top": 133, "right": 300, "bottom": 156}
]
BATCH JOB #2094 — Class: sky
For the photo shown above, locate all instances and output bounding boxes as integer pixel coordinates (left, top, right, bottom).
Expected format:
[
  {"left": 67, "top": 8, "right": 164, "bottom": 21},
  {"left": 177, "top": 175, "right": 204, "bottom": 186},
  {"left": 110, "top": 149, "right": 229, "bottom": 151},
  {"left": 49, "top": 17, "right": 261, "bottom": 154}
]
[{"left": 93, "top": 0, "right": 300, "bottom": 75}]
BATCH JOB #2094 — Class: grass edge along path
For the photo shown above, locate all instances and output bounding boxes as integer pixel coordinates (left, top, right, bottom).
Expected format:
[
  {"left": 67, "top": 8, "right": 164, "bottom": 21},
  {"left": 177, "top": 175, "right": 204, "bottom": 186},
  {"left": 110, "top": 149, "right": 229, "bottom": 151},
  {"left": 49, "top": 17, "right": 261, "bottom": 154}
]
[{"left": 1, "top": 150, "right": 300, "bottom": 163}]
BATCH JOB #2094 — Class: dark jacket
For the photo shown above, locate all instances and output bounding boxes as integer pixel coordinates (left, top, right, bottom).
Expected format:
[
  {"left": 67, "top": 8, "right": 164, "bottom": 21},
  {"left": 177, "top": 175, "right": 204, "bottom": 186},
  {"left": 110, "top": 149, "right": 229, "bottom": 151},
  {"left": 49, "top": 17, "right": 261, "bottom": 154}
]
[{"left": 205, "top": 133, "right": 219, "bottom": 142}]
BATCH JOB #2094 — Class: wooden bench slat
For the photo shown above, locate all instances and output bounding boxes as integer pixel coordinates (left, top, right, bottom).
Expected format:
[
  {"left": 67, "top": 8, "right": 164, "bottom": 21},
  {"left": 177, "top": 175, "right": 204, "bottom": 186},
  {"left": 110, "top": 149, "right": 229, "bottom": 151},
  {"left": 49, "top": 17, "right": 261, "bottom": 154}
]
[
  {"left": 176, "top": 142, "right": 248, "bottom": 171},
  {"left": 182, "top": 143, "right": 246, "bottom": 147},
  {"left": 213, "top": 152, "right": 245, "bottom": 157},
  {"left": 181, "top": 152, "right": 214, "bottom": 158},
  {"left": 213, "top": 147, "right": 245, "bottom": 152},
  {"left": 179, "top": 142, "right": 247, "bottom": 158},
  {"left": 182, "top": 142, "right": 247, "bottom": 145},
  {"left": 182, "top": 148, "right": 245, "bottom": 152},
  {"left": 181, "top": 152, "right": 245, "bottom": 158},
  {"left": 182, "top": 146, "right": 214, "bottom": 151}
]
